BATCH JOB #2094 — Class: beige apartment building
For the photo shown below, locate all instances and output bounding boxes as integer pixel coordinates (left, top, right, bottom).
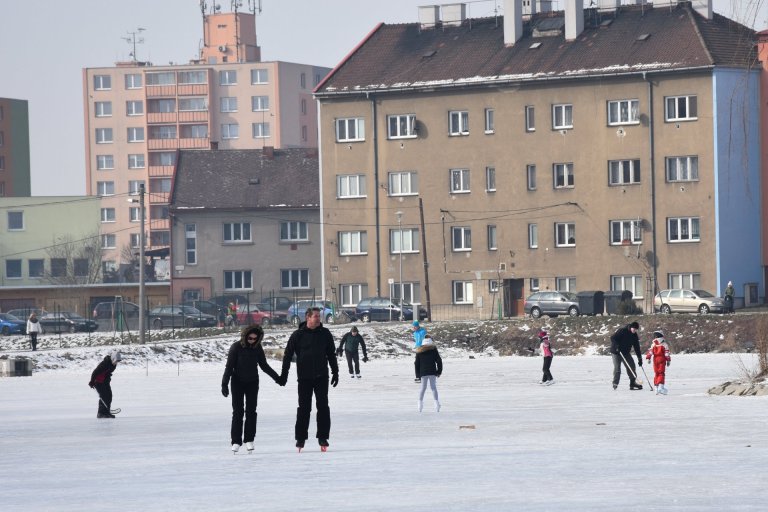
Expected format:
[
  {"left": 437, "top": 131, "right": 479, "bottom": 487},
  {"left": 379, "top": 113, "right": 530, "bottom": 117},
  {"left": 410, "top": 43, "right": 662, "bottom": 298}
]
[
  {"left": 315, "top": 1, "right": 763, "bottom": 318},
  {"left": 82, "top": 9, "right": 330, "bottom": 277}
]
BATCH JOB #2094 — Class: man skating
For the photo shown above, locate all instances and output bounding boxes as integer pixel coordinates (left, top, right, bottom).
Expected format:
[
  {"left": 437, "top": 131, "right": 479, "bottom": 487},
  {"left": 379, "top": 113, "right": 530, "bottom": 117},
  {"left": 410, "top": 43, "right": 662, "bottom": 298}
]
[{"left": 610, "top": 321, "right": 643, "bottom": 390}]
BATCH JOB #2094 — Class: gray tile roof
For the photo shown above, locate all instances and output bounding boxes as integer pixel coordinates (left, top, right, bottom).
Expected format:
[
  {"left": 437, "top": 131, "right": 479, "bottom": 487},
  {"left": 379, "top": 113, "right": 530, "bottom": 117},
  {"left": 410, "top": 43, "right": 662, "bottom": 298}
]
[
  {"left": 316, "top": 3, "right": 756, "bottom": 97},
  {"left": 171, "top": 148, "right": 319, "bottom": 211}
]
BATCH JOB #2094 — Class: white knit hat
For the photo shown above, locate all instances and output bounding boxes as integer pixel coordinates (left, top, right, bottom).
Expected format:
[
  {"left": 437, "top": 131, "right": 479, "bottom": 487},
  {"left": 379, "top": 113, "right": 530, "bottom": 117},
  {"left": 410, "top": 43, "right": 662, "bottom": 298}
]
[{"left": 110, "top": 350, "right": 122, "bottom": 364}]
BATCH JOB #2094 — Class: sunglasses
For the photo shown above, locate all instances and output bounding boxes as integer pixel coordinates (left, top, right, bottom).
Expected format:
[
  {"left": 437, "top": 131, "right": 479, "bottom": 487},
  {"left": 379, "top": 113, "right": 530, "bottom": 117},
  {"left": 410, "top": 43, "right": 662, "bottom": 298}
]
[{"left": 247, "top": 336, "right": 258, "bottom": 340}]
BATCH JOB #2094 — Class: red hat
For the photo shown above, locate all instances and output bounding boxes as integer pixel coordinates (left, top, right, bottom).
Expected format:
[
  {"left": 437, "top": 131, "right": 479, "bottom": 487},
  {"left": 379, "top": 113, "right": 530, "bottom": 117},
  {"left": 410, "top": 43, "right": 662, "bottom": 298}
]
[{"left": 538, "top": 330, "right": 549, "bottom": 340}]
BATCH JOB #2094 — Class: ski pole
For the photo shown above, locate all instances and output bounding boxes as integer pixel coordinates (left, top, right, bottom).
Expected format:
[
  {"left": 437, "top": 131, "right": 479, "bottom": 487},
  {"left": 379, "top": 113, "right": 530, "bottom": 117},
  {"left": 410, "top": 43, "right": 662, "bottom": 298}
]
[
  {"left": 639, "top": 363, "right": 655, "bottom": 393},
  {"left": 93, "top": 389, "right": 121, "bottom": 414}
]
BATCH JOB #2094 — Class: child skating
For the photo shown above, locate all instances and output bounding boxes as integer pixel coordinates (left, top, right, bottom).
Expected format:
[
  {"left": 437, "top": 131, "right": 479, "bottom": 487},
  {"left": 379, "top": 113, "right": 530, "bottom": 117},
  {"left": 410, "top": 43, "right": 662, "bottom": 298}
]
[
  {"left": 538, "top": 330, "right": 554, "bottom": 385},
  {"left": 415, "top": 335, "right": 442, "bottom": 412},
  {"left": 645, "top": 330, "right": 671, "bottom": 395}
]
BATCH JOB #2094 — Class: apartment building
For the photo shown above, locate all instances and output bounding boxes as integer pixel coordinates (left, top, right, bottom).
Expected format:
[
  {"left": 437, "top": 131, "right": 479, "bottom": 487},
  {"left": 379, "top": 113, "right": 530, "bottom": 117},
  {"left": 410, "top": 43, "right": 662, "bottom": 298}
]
[
  {"left": 82, "top": 9, "right": 330, "bottom": 278},
  {"left": 0, "top": 97, "right": 31, "bottom": 197},
  {"left": 314, "top": 0, "right": 763, "bottom": 318}
]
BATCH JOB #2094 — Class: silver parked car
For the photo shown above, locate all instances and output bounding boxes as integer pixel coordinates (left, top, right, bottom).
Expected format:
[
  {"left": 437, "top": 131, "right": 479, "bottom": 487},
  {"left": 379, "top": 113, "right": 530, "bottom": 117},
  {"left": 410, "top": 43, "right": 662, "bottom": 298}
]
[
  {"left": 524, "top": 291, "right": 580, "bottom": 318},
  {"left": 654, "top": 289, "right": 725, "bottom": 314}
]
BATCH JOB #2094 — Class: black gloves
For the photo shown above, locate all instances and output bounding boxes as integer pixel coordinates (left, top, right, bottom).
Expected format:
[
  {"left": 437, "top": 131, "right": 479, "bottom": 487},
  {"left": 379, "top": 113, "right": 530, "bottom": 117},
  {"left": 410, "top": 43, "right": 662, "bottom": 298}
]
[
  {"left": 362, "top": 356, "right": 369, "bottom": 363},
  {"left": 331, "top": 374, "right": 339, "bottom": 387},
  {"left": 88, "top": 381, "right": 95, "bottom": 389},
  {"left": 637, "top": 358, "right": 643, "bottom": 366},
  {"left": 221, "top": 384, "right": 229, "bottom": 398}
]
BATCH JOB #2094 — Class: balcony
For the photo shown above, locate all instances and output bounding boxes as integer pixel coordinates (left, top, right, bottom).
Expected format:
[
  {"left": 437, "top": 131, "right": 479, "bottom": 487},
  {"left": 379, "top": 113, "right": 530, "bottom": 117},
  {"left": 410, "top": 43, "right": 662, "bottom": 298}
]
[
  {"left": 148, "top": 191, "right": 170, "bottom": 204},
  {"left": 147, "top": 138, "right": 179, "bottom": 151},
  {"left": 177, "top": 84, "right": 208, "bottom": 96},
  {"left": 148, "top": 165, "right": 175, "bottom": 177},
  {"left": 178, "top": 137, "right": 209, "bottom": 149},
  {"left": 145, "top": 85, "right": 177, "bottom": 97},
  {"left": 147, "top": 112, "right": 177, "bottom": 124},
  {"left": 178, "top": 111, "right": 209, "bottom": 123}
]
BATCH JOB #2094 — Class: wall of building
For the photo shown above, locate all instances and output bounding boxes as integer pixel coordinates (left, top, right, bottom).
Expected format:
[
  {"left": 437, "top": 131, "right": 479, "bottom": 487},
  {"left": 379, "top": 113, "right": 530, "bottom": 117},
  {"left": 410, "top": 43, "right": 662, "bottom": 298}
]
[{"left": 0, "top": 98, "right": 31, "bottom": 197}]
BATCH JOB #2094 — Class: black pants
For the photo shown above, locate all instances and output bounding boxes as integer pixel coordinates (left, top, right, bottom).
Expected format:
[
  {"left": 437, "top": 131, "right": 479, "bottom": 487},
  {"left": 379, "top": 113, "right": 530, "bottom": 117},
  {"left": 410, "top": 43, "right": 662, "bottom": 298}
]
[
  {"left": 29, "top": 332, "right": 37, "bottom": 351},
  {"left": 230, "top": 379, "right": 259, "bottom": 445},
  {"left": 542, "top": 356, "right": 553, "bottom": 382},
  {"left": 94, "top": 382, "right": 112, "bottom": 415},
  {"left": 725, "top": 296, "right": 734, "bottom": 313},
  {"left": 612, "top": 353, "right": 638, "bottom": 386},
  {"left": 295, "top": 377, "right": 330, "bottom": 441},
  {"left": 345, "top": 351, "right": 360, "bottom": 375}
]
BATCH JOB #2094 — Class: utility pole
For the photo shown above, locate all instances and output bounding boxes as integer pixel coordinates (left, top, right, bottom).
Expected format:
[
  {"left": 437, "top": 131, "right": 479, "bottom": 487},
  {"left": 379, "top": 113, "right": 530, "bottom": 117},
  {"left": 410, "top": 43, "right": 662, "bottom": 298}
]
[
  {"left": 138, "top": 184, "right": 146, "bottom": 344},
  {"left": 419, "top": 198, "right": 432, "bottom": 322},
  {"left": 396, "top": 211, "right": 404, "bottom": 321}
]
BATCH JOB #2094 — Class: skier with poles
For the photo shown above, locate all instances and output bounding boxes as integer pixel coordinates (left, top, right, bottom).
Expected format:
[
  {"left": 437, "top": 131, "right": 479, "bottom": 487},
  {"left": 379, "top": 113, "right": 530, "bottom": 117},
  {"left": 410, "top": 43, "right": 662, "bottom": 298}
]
[
  {"left": 645, "top": 330, "right": 671, "bottom": 395},
  {"left": 89, "top": 350, "right": 122, "bottom": 418},
  {"left": 609, "top": 321, "right": 644, "bottom": 390}
]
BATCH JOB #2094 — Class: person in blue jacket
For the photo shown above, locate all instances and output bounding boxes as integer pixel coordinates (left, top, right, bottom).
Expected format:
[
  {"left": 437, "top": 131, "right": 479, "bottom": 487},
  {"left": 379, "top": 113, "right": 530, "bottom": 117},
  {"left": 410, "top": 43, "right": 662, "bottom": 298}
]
[{"left": 411, "top": 320, "right": 427, "bottom": 348}]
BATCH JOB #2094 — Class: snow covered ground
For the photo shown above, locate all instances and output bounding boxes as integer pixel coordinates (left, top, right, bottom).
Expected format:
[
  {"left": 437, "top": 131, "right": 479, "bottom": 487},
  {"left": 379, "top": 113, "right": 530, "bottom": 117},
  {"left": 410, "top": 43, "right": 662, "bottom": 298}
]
[{"left": 2, "top": 341, "right": 767, "bottom": 511}]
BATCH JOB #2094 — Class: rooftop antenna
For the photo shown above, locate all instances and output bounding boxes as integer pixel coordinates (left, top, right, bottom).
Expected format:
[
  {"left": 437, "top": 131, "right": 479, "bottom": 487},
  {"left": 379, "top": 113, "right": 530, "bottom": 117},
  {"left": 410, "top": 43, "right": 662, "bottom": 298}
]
[
  {"left": 122, "top": 27, "right": 145, "bottom": 62},
  {"left": 247, "top": 0, "right": 262, "bottom": 14}
]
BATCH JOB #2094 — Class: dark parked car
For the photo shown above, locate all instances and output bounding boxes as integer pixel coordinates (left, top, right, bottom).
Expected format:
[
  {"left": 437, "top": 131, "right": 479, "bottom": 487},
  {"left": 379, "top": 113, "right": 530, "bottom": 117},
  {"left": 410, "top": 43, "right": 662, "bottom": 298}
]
[
  {"left": 355, "top": 297, "right": 427, "bottom": 323},
  {"left": 181, "top": 300, "right": 227, "bottom": 320},
  {"left": 39, "top": 312, "right": 99, "bottom": 333},
  {"left": 0, "top": 313, "right": 26, "bottom": 335},
  {"left": 524, "top": 291, "right": 580, "bottom": 318},
  {"left": 148, "top": 305, "right": 217, "bottom": 329},
  {"left": 92, "top": 301, "right": 140, "bottom": 320}
]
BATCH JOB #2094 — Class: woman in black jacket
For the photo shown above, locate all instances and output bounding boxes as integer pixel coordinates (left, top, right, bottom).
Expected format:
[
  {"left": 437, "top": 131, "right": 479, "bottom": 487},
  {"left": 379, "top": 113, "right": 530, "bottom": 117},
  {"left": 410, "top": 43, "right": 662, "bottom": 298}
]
[
  {"left": 222, "top": 325, "right": 282, "bottom": 453},
  {"left": 415, "top": 336, "right": 442, "bottom": 413}
]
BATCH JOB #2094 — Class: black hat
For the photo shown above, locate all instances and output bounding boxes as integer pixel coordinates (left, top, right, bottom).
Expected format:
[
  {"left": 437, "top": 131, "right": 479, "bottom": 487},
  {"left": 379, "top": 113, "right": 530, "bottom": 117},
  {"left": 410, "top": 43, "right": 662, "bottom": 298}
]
[{"left": 629, "top": 321, "right": 640, "bottom": 330}]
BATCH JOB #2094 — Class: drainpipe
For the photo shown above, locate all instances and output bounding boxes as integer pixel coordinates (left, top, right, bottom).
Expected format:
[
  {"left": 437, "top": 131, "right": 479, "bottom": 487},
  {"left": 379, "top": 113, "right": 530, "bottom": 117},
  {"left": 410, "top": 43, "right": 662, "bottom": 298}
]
[
  {"left": 644, "top": 71, "right": 659, "bottom": 297},
  {"left": 370, "top": 94, "right": 382, "bottom": 296}
]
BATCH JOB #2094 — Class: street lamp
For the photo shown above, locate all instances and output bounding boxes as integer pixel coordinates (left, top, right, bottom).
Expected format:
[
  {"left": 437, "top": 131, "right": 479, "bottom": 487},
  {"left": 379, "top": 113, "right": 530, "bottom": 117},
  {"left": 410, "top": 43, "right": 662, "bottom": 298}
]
[
  {"left": 396, "top": 211, "right": 404, "bottom": 322},
  {"left": 128, "top": 184, "right": 146, "bottom": 343}
]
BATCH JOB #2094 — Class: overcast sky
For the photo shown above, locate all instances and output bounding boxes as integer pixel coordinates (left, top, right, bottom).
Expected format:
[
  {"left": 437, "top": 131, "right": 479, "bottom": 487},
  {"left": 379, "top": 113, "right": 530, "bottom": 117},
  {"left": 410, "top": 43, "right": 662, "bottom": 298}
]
[{"left": 0, "top": 0, "right": 765, "bottom": 196}]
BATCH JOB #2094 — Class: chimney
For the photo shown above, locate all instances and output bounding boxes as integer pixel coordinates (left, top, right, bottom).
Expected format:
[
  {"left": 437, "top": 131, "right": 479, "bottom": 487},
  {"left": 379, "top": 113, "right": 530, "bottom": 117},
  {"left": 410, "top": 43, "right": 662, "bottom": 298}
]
[
  {"left": 419, "top": 5, "right": 440, "bottom": 29},
  {"left": 564, "top": 0, "right": 584, "bottom": 42},
  {"left": 263, "top": 146, "right": 274, "bottom": 159},
  {"left": 504, "top": 0, "right": 524, "bottom": 46},
  {"left": 692, "top": 0, "right": 713, "bottom": 20},
  {"left": 597, "top": 0, "right": 620, "bottom": 11},
  {"left": 442, "top": 3, "right": 467, "bottom": 27}
]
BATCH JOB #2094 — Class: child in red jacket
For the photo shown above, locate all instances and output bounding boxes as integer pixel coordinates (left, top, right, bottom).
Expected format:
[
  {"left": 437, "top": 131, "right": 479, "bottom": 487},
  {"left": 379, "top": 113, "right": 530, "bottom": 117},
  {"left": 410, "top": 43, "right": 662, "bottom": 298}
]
[{"left": 645, "top": 331, "right": 671, "bottom": 395}]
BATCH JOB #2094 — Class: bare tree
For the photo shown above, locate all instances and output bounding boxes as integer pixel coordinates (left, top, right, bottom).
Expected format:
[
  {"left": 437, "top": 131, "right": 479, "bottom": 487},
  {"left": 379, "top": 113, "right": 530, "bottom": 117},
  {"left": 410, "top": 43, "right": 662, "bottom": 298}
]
[{"left": 43, "top": 232, "right": 103, "bottom": 285}]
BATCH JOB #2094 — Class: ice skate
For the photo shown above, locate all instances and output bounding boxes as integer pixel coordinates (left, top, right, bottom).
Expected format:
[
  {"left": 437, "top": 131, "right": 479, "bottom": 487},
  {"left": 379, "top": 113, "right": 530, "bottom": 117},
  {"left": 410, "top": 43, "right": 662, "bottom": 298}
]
[
  {"left": 435, "top": 401, "right": 441, "bottom": 412},
  {"left": 231, "top": 444, "right": 241, "bottom": 453},
  {"left": 296, "top": 439, "right": 305, "bottom": 452},
  {"left": 319, "top": 439, "right": 329, "bottom": 452},
  {"left": 245, "top": 442, "right": 254, "bottom": 453}
]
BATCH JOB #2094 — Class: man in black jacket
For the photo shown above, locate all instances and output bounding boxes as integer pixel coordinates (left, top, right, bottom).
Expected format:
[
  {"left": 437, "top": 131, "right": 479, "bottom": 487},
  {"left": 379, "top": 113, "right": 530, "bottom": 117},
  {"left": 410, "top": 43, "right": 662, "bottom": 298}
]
[
  {"left": 337, "top": 325, "right": 368, "bottom": 378},
  {"left": 280, "top": 307, "right": 339, "bottom": 451},
  {"left": 89, "top": 351, "right": 121, "bottom": 418},
  {"left": 610, "top": 321, "right": 643, "bottom": 390}
]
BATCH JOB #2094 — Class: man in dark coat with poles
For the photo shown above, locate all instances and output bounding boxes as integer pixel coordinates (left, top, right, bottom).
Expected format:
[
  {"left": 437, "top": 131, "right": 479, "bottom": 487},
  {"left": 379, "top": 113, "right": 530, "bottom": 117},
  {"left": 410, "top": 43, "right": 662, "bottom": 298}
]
[
  {"left": 280, "top": 307, "right": 339, "bottom": 451},
  {"left": 610, "top": 321, "right": 644, "bottom": 390}
]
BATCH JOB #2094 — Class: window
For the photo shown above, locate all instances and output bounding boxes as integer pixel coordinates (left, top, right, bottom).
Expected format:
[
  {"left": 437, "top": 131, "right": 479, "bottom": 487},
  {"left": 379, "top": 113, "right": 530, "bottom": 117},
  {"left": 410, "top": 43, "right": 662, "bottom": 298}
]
[
  {"left": 220, "top": 97, "right": 237, "bottom": 112},
  {"left": 337, "top": 174, "right": 367, "bottom": 198},
  {"left": 151, "top": 205, "right": 169, "bottom": 220},
  {"left": 281, "top": 269, "right": 309, "bottom": 289},
  {"left": 611, "top": 275, "right": 644, "bottom": 299},
  {"left": 150, "top": 178, "right": 171, "bottom": 193},
  {"left": 74, "top": 258, "right": 89, "bottom": 278},
  {"left": 7, "top": 211, "right": 23, "bottom": 230},
  {"left": 125, "top": 74, "right": 142, "bottom": 89},
  {"left": 251, "top": 96, "right": 269, "bottom": 111},
  {"left": 527, "top": 164, "right": 536, "bottom": 190},
  {"left": 225, "top": 270, "right": 253, "bottom": 290},
  {"left": 221, "top": 123, "right": 239, "bottom": 139},
  {"left": 96, "top": 155, "right": 114, "bottom": 170},
  {"left": 387, "top": 114, "right": 417, "bottom": 139},
  {"left": 666, "top": 156, "right": 698, "bottom": 182},
  {"left": 280, "top": 221, "right": 308, "bottom": 242},
  {"left": 94, "top": 75, "right": 111, "bottom": 90},
  {"left": 95, "top": 128, "right": 113, "bottom": 144},
  {"left": 150, "top": 231, "right": 170, "bottom": 246},
  {"left": 340, "top": 284, "right": 367, "bottom": 307},
  {"left": 5, "top": 260, "right": 21, "bottom": 279},
  {"left": 95, "top": 101, "right": 112, "bottom": 117},
  {"left": 101, "top": 234, "right": 116, "bottom": 249},
  {"left": 668, "top": 273, "right": 701, "bottom": 289},
  {"left": 185, "top": 224, "right": 196, "bottom": 265},
  {"left": 665, "top": 95, "right": 697, "bottom": 121},
  {"left": 486, "top": 167, "right": 496, "bottom": 192},
  {"left": 555, "top": 222, "right": 575, "bottom": 247},
  {"left": 668, "top": 217, "right": 700, "bottom": 243},
  {"left": 387, "top": 171, "right": 417, "bottom": 196},
  {"left": 96, "top": 181, "right": 114, "bottom": 196},
  {"left": 525, "top": 105, "right": 535, "bottom": 132},
  {"left": 489, "top": 279, "right": 500, "bottom": 293},
  {"left": 101, "top": 208, "right": 116, "bottom": 223},
  {"left": 0, "top": 132, "right": 3, "bottom": 147},
  {"left": 180, "top": 125, "right": 208, "bottom": 138},
  {"left": 29, "top": 259, "right": 44, "bottom": 278},
  {"left": 251, "top": 68, "right": 269, "bottom": 84},
  {"left": 609, "top": 159, "right": 641, "bottom": 185},
  {"left": 449, "top": 110, "right": 469, "bottom": 135},
  {"left": 128, "top": 154, "right": 145, "bottom": 169},
  {"left": 452, "top": 281, "right": 474, "bottom": 304},
  {"left": 148, "top": 99, "right": 176, "bottom": 113},
  {"left": 487, "top": 225, "right": 497, "bottom": 250},
  {"left": 389, "top": 282, "right": 420, "bottom": 304},
  {"left": 484, "top": 109, "right": 495, "bottom": 134},
  {"left": 528, "top": 223, "right": 538, "bottom": 249},
  {"left": 300, "top": 72, "right": 306, "bottom": 89},
  {"left": 50, "top": 258, "right": 66, "bottom": 278},
  {"left": 390, "top": 228, "right": 419, "bottom": 254},
  {"left": 552, "top": 104, "right": 573, "bottom": 129},
  {"left": 607, "top": 99, "right": 639, "bottom": 125},
  {"left": 103, "top": 261, "right": 118, "bottom": 275},
  {"left": 178, "top": 98, "right": 207, "bottom": 111},
  {"left": 451, "top": 226, "right": 472, "bottom": 251},
  {"left": 336, "top": 118, "right": 365, "bottom": 142},
  {"left": 223, "top": 222, "right": 251, "bottom": 243},
  {"left": 130, "top": 233, "right": 142, "bottom": 249},
  {"left": 530, "top": 278, "right": 540, "bottom": 291},
  {"left": 126, "top": 100, "right": 143, "bottom": 116},
  {"left": 146, "top": 72, "right": 175, "bottom": 86},
  {"left": 339, "top": 231, "right": 368, "bottom": 255},
  {"left": 127, "top": 127, "right": 145, "bottom": 142},
  {"left": 129, "top": 207, "right": 142, "bottom": 222},
  {"left": 149, "top": 125, "right": 177, "bottom": 139},
  {"left": 128, "top": 180, "right": 144, "bottom": 198},
  {"left": 0, "top": 156, "right": 4, "bottom": 172},
  {"left": 219, "top": 70, "right": 237, "bottom": 85},
  {"left": 178, "top": 70, "right": 206, "bottom": 84},
  {"left": 556, "top": 277, "right": 576, "bottom": 292},
  {"left": 610, "top": 220, "right": 642, "bottom": 245},
  {"left": 450, "top": 168, "right": 470, "bottom": 193},
  {"left": 302, "top": 125, "right": 308, "bottom": 141},
  {"left": 252, "top": 122, "right": 270, "bottom": 138},
  {"left": 553, "top": 163, "right": 574, "bottom": 188},
  {"left": 301, "top": 99, "right": 307, "bottom": 115}
]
